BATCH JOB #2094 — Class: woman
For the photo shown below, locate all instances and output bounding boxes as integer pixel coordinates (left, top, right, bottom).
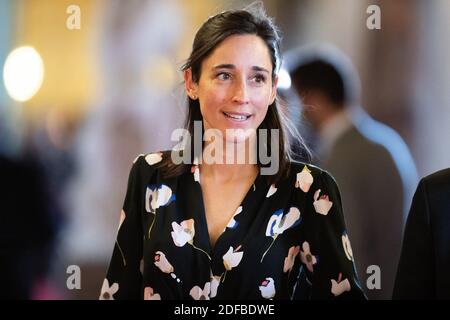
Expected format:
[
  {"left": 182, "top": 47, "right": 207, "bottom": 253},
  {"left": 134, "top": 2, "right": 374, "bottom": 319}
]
[{"left": 100, "top": 5, "right": 365, "bottom": 300}]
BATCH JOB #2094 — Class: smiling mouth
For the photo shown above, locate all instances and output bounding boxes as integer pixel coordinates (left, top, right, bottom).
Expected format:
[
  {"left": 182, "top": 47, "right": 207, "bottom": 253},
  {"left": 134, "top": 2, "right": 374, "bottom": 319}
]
[{"left": 222, "top": 111, "right": 251, "bottom": 121}]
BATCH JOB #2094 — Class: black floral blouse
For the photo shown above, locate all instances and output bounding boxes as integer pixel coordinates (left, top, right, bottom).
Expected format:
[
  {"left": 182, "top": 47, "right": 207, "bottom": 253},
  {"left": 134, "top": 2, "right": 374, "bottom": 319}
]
[{"left": 100, "top": 151, "right": 366, "bottom": 300}]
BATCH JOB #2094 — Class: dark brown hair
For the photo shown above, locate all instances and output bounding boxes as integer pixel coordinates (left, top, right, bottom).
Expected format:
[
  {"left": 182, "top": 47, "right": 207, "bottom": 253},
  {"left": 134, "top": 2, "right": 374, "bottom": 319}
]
[{"left": 158, "top": 4, "right": 309, "bottom": 184}]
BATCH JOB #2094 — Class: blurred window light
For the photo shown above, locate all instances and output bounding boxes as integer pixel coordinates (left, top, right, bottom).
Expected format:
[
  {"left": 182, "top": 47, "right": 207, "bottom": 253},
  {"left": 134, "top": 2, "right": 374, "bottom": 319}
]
[
  {"left": 277, "top": 67, "right": 291, "bottom": 90},
  {"left": 3, "top": 46, "right": 44, "bottom": 102}
]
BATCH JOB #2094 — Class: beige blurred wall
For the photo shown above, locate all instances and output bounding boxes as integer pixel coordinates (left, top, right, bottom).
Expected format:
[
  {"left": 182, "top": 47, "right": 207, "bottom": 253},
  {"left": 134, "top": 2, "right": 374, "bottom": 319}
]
[{"left": 15, "top": 0, "right": 99, "bottom": 123}]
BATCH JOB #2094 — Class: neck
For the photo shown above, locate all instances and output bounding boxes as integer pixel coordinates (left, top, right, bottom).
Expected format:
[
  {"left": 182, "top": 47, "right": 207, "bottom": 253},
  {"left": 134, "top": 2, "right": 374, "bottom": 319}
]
[{"left": 200, "top": 137, "right": 259, "bottom": 183}]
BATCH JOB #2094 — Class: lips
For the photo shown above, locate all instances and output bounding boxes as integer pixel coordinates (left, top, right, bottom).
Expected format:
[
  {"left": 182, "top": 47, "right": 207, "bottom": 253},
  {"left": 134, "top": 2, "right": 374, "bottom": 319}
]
[{"left": 222, "top": 111, "right": 252, "bottom": 121}]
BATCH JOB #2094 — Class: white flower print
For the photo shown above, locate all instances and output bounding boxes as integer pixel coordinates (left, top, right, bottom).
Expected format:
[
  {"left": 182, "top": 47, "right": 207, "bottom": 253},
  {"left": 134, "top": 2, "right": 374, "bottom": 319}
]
[
  {"left": 171, "top": 219, "right": 195, "bottom": 247},
  {"left": 331, "top": 273, "right": 351, "bottom": 297},
  {"left": 266, "top": 184, "right": 277, "bottom": 198},
  {"left": 265, "top": 207, "right": 301, "bottom": 237},
  {"left": 154, "top": 251, "right": 174, "bottom": 274},
  {"left": 299, "top": 241, "right": 318, "bottom": 273},
  {"left": 341, "top": 231, "right": 354, "bottom": 261},
  {"left": 295, "top": 165, "right": 314, "bottom": 192},
  {"left": 144, "top": 286, "right": 161, "bottom": 300},
  {"left": 313, "top": 189, "right": 333, "bottom": 215},
  {"left": 145, "top": 184, "right": 175, "bottom": 213},
  {"left": 146, "top": 184, "right": 175, "bottom": 239},
  {"left": 262, "top": 207, "right": 301, "bottom": 263},
  {"left": 171, "top": 219, "right": 211, "bottom": 260},
  {"left": 190, "top": 282, "right": 211, "bottom": 300},
  {"left": 145, "top": 152, "right": 163, "bottom": 165},
  {"left": 99, "top": 279, "right": 119, "bottom": 300},
  {"left": 259, "top": 277, "right": 275, "bottom": 299},
  {"left": 223, "top": 245, "right": 244, "bottom": 271},
  {"left": 226, "top": 206, "right": 242, "bottom": 229},
  {"left": 283, "top": 245, "right": 300, "bottom": 273}
]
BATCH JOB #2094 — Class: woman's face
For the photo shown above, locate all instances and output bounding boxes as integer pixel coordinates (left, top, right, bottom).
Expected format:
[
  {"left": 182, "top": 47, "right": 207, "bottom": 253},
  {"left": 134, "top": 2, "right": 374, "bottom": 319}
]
[{"left": 185, "top": 34, "right": 278, "bottom": 144}]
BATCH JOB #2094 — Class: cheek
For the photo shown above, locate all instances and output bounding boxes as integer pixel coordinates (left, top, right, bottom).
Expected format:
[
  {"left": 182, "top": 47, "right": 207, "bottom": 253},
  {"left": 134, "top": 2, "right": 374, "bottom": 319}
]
[
  {"left": 252, "top": 94, "right": 271, "bottom": 117},
  {"left": 199, "top": 85, "right": 227, "bottom": 110}
]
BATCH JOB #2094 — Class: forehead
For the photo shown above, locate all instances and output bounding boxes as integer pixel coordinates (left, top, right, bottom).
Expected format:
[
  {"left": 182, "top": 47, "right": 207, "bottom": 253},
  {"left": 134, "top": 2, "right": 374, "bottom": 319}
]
[{"left": 202, "top": 34, "right": 273, "bottom": 70}]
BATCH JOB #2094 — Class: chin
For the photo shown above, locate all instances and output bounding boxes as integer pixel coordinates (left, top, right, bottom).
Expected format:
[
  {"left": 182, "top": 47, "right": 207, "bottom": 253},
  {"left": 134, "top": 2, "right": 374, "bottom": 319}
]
[{"left": 223, "top": 129, "right": 256, "bottom": 144}]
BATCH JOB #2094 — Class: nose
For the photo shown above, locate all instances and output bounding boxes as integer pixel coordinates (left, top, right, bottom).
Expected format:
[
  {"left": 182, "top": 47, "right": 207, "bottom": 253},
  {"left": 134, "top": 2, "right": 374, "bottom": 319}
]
[{"left": 232, "top": 78, "right": 250, "bottom": 105}]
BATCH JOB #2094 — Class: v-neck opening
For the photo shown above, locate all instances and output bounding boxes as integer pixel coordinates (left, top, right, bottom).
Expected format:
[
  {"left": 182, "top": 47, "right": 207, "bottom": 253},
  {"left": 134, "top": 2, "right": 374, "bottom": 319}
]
[{"left": 194, "top": 167, "right": 262, "bottom": 256}]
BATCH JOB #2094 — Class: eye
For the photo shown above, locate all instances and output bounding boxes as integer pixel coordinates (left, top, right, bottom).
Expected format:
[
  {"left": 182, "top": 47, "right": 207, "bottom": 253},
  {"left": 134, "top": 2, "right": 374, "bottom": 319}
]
[
  {"left": 251, "top": 74, "right": 267, "bottom": 84},
  {"left": 216, "top": 72, "right": 231, "bottom": 81}
]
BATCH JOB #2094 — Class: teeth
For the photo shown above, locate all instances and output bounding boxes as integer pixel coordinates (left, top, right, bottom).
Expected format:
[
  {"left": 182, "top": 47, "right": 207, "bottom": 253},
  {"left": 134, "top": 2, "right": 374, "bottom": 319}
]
[{"left": 224, "top": 112, "right": 249, "bottom": 121}]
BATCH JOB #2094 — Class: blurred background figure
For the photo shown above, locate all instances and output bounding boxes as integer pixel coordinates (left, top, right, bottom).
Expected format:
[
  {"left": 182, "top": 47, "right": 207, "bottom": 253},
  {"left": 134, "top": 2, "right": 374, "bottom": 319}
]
[
  {"left": 284, "top": 44, "right": 418, "bottom": 299},
  {"left": 0, "top": 147, "right": 57, "bottom": 299}
]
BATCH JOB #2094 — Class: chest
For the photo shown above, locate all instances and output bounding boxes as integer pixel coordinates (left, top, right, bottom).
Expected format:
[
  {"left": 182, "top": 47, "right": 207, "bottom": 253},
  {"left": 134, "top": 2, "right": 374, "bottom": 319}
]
[{"left": 201, "top": 179, "right": 255, "bottom": 248}]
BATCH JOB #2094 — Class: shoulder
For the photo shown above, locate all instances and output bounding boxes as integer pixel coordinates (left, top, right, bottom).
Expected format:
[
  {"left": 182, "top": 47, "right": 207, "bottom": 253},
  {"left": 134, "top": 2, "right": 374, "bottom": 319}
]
[
  {"left": 128, "top": 150, "right": 172, "bottom": 179},
  {"left": 288, "top": 160, "right": 341, "bottom": 200},
  {"left": 419, "top": 168, "right": 450, "bottom": 204},
  {"left": 422, "top": 168, "right": 450, "bottom": 188},
  {"left": 289, "top": 160, "right": 337, "bottom": 184}
]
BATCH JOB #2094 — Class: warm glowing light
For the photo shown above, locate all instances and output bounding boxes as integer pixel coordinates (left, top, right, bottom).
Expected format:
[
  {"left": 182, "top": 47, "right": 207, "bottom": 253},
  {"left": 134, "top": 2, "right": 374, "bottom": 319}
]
[{"left": 3, "top": 46, "right": 45, "bottom": 102}]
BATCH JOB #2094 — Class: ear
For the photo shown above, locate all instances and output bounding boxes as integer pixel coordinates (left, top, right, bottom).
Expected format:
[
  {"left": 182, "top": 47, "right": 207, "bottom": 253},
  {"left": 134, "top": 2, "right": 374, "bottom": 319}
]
[
  {"left": 269, "top": 75, "right": 279, "bottom": 105},
  {"left": 184, "top": 68, "right": 199, "bottom": 100}
]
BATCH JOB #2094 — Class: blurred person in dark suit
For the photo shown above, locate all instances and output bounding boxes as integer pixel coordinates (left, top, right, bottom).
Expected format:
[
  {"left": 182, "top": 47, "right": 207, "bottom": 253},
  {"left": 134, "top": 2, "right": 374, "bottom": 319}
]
[
  {"left": 393, "top": 168, "right": 450, "bottom": 299},
  {"left": 285, "top": 44, "right": 418, "bottom": 299},
  {"left": 0, "top": 153, "right": 56, "bottom": 299}
]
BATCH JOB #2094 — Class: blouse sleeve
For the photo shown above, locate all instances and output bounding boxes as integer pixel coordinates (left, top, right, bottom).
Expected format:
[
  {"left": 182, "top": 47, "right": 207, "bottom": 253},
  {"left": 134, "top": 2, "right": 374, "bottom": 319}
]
[
  {"left": 299, "top": 169, "right": 367, "bottom": 300},
  {"left": 100, "top": 156, "right": 145, "bottom": 300}
]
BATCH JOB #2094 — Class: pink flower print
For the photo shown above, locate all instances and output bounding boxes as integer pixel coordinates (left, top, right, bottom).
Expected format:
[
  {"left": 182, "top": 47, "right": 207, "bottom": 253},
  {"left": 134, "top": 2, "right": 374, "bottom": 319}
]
[
  {"left": 210, "top": 274, "right": 221, "bottom": 298},
  {"left": 313, "top": 189, "right": 333, "bottom": 215},
  {"left": 295, "top": 165, "right": 314, "bottom": 192},
  {"left": 331, "top": 273, "right": 351, "bottom": 296},
  {"left": 299, "top": 241, "right": 318, "bottom": 273},
  {"left": 283, "top": 245, "right": 300, "bottom": 273},
  {"left": 154, "top": 251, "right": 174, "bottom": 274},
  {"left": 99, "top": 279, "right": 119, "bottom": 300},
  {"left": 190, "top": 282, "right": 211, "bottom": 300},
  {"left": 144, "top": 286, "right": 161, "bottom": 300}
]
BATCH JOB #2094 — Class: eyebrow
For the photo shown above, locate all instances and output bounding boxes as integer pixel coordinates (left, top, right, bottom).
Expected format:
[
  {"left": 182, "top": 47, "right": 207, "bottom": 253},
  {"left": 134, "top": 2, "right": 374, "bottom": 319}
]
[{"left": 213, "top": 64, "right": 270, "bottom": 74}]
